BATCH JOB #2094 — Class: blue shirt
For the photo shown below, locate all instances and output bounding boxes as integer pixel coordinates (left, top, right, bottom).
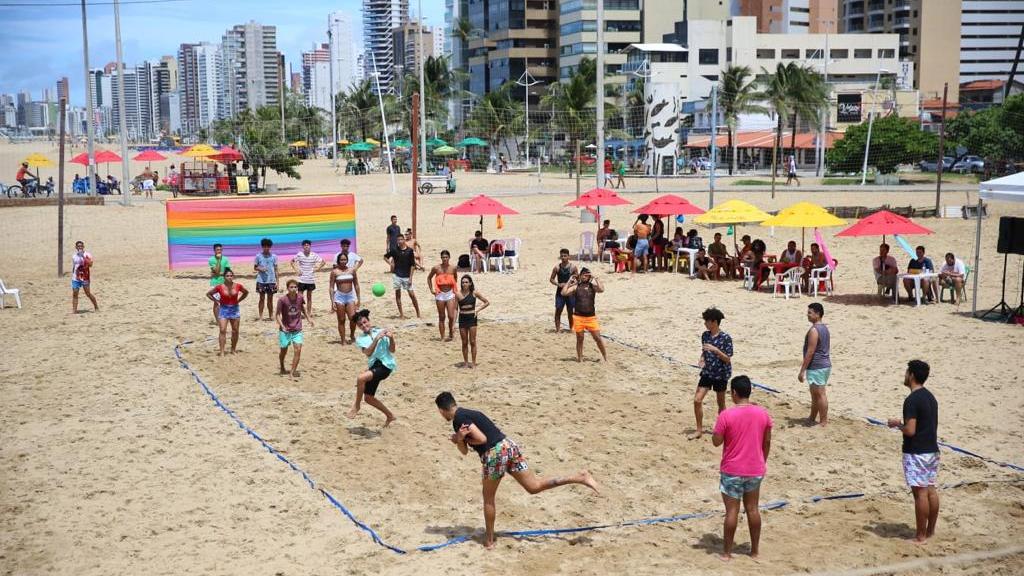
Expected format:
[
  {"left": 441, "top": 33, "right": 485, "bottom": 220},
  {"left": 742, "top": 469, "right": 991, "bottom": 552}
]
[
  {"left": 907, "top": 257, "right": 934, "bottom": 272},
  {"left": 701, "top": 330, "right": 734, "bottom": 381},
  {"left": 254, "top": 253, "right": 278, "bottom": 284},
  {"left": 356, "top": 328, "right": 397, "bottom": 371}
]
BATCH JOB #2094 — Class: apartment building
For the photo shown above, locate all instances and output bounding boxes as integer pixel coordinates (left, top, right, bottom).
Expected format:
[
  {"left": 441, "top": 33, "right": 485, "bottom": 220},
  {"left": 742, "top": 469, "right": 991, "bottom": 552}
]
[
  {"left": 329, "top": 11, "right": 358, "bottom": 95},
  {"left": 363, "top": 0, "right": 409, "bottom": 94},
  {"left": 738, "top": 0, "right": 838, "bottom": 33},
  {"left": 221, "top": 21, "right": 281, "bottom": 115},
  {"left": 302, "top": 44, "right": 332, "bottom": 111}
]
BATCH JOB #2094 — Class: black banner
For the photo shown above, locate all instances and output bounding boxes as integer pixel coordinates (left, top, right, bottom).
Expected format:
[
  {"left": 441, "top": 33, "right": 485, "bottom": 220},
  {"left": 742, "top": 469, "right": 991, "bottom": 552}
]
[{"left": 837, "top": 94, "right": 862, "bottom": 123}]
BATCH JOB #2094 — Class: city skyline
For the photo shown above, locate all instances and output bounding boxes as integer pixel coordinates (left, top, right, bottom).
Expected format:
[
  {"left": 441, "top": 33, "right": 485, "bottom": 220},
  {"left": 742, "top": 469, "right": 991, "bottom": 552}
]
[{"left": 0, "top": 0, "right": 445, "bottom": 106}]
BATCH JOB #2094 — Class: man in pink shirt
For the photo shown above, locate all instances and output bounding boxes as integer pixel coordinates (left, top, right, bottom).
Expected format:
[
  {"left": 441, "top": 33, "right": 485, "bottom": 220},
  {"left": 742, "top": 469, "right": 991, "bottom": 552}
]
[{"left": 712, "top": 375, "right": 773, "bottom": 561}]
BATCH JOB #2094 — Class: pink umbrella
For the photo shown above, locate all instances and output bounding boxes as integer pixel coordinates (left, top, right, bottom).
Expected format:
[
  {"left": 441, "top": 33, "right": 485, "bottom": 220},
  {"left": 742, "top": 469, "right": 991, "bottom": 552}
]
[
  {"left": 632, "top": 194, "right": 705, "bottom": 216},
  {"left": 132, "top": 149, "right": 167, "bottom": 162},
  {"left": 836, "top": 210, "right": 933, "bottom": 243},
  {"left": 209, "top": 145, "right": 244, "bottom": 164},
  {"left": 445, "top": 194, "right": 519, "bottom": 231},
  {"left": 69, "top": 150, "right": 122, "bottom": 176},
  {"left": 565, "top": 187, "right": 631, "bottom": 208}
]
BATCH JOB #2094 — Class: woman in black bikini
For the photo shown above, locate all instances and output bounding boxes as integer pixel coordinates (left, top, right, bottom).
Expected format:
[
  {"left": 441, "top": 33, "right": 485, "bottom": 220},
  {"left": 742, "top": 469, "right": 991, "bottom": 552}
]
[{"left": 457, "top": 275, "right": 489, "bottom": 368}]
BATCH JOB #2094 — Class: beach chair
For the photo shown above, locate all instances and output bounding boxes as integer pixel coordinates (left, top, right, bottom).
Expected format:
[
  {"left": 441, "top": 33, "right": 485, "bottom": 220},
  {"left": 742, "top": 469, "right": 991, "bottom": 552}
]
[
  {"left": 939, "top": 265, "right": 971, "bottom": 303},
  {"left": 488, "top": 240, "right": 506, "bottom": 273},
  {"left": 502, "top": 238, "right": 522, "bottom": 271},
  {"left": 469, "top": 239, "right": 488, "bottom": 273},
  {"left": 0, "top": 278, "right": 22, "bottom": 309},
  {"left": 773, "top": 267, "right": 804, "bottom": 299},
  {"left": 740, "top": 264, "right": 755, "bottom": 290},
  {"left": 579, "top": 231, "right": 596, "bottom": 261},
  {"left": 809, "top": 261, "right": 836, "bottom": 297}
]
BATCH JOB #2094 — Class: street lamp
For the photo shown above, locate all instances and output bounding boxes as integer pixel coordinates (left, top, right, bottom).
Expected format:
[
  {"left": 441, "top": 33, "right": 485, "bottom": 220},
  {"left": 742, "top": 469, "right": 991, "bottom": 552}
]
[
  {"left": 515, "top": 58, "right": 542, "bottom": 167},
  {"left": 861, "top": 67, "right": 890, "bottom": 185}
]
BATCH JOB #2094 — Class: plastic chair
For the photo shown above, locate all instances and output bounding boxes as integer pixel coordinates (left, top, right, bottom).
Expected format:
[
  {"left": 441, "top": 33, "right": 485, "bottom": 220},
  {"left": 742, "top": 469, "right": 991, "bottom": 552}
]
[
  {"left": 0, "top": 278, "right": 22, "bottom": 309},
  {"left": 668, "top": 250, "right": 690, "bottom": 274},
  {"left": 488, "top": 240, "right": 506, "bottom": 273},
  {"left": 502, "top": 238, "right": 521, "bottom": 271},
  {"left": 773, "top": 267, "right": 805, "bottom": 299},
  {"left": 469, "top": 239, "right": 488, "bottom": 273},
  {"left": 809, "top": 263, "right": 835, "bottom": 297},
  {"left": 740, "top": 264, "right": 755, "bottom": 290},
  {"left": 939, "top": 265, "right": 971, "bottom": 303},
  {"left": 579, "top": 231, "right": 596, "bottom": 261}
]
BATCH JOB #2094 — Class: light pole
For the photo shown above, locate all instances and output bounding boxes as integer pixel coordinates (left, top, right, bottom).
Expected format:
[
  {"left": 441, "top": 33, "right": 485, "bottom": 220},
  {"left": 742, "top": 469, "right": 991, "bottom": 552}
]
[
  {"left": 861, "top": 67, "right": 889, "bottom": 185},
  {"left": 328, "top": 22, "right": 337, "bottom": 168},
  {"left": 417, "top": 0, "right": 427, "bottom": 174},
  {"left": 595, "top": 0, "right": 605, "bottom": 197},
  {"left": 80, "top": 0, "right": 97, "bottom": 195},
  {"left": 515, "top": 58, "right": 541, "bottom": 167},
  {"left": 113, "top": 0, "right": 130, "bottom": 206},
  {"left": 817, "top": 19, "right": 834, "bottom": 177}
]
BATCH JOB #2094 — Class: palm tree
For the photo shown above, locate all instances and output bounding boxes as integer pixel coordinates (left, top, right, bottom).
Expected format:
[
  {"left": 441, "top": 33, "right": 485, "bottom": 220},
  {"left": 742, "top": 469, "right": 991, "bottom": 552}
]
[
  {"left": 467, "top": 82, "right": 520, "bottom": 164},
  {"left": 760, "top": 62, "right": 801, "bottom": 197},
  {"left": 541, "top": 57, "right": 597, "bottom": 163},
  {"left": 719, "top": 65, "right": 766, "bottom": 175},
  {"left": 336, "top": 79, "right": 380, "bottom": 142},
  {"left": 786, "top": 65, "right": 828, "bottom": 162}
]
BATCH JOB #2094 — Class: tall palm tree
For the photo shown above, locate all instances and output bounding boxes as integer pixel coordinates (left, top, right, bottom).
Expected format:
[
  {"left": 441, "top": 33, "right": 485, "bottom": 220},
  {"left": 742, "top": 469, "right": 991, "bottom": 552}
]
[
  {"left": 336, "top": 79, "right": 380, "bottom": 142},
  {"left": 541, "top": 57, "right": 597, "bottom": 161},
  {"left": 467, "top": 82, "right": 520, "bottom": 162},
  {"left": 760, "top": 62, "right": 801, "bottom": 197},
  {"left": 786, "top": 65, "right": 828, "bottom": 161},
  {"left": 719, "top": 65, "right": 766, "bottom": 175}
]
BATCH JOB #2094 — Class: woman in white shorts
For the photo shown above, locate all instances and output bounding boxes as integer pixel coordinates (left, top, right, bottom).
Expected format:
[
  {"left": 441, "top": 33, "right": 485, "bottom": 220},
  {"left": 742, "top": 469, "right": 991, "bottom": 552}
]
[
  {"left": 426, "top": 250, "right": 459, "bottom": 341},
  {"left": 329, "top": 253, "right": 361, "bottom": 345}
]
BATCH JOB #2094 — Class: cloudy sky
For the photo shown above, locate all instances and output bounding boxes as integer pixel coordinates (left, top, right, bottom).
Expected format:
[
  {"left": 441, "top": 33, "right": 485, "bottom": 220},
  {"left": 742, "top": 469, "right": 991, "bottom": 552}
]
[{"left": 0, "top": 0, "right": 446, "bottom": 106}]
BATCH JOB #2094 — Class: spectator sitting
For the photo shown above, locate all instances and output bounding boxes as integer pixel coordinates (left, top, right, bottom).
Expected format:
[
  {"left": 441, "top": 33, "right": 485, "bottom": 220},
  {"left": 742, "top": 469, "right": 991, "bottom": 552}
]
[
  {"left": 597, "top": 219, "right": 614, "bottom": 255},
  {"left": 708, "top": 232, "right": 733, "bottom": 279},
  {"left": 938, "top": 252, "right": 966, "bottom": 304},
  {"left": 779, "top": 240, "right": 802, "bottom": 265},
  {"left": 751, "top": 239, "right": 770, "bottom": 290},
  {"left": 470, "top": 230, "right": 489, "bottom": 272},
  {"left": 802, "top": 242, "right": 829, "bottom": 291},
  {"left": 671, "top": 226, "right": 686, "bottom": 250},
  {"left": 903, "top": 245, "right": 935, "bottom": 303},
  {"left": 686, "top": 228, "right": 704, "bottom": 250},
  {"left": 694, "top": 248, "right": 715, "bottom": 280},
  {"left": 735, "top": 234, "right": 754, "bottom": 264},
  {"left": 613, "top": 235, "right": 636, "bottom": 273},
  {"left": 873, "top": 243, "right": 899, "bottom": 296}
]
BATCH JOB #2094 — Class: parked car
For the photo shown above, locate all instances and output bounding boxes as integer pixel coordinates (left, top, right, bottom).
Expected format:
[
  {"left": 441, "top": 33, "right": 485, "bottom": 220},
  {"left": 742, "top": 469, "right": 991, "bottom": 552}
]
[
  {"left": 952, "top": 155, "right": 985, "bottom": 174},
  {"left": 918, "top": 156, "right": 954, "bottom": 172},
  {"left": 689, "top": 157, "right": 713, "bottom": 172}
]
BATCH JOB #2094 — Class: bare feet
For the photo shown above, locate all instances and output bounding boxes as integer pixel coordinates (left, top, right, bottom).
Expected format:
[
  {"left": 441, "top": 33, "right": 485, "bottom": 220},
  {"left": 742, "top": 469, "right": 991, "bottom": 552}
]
[
  {"left": 580, "top": 470, "right": 600, "bottom": 494},
  {"left": 467, "top": 362, "right": 475, "bottom": 369},
  {"left": 718, "top": 553, "right": 732, "bottom": 562},
  {"left": 445, "top": 335, "right": 453, "bottom": 342},
  {"left": 291, "top": 370, "right": 300, "bottom": 378},
  {"left": 279, "top": 367, "right": 288, "bottom": 375},
  {"left": 908, "top": 536, "right": 928, "bottom": 544},
  {"left": 217, "top": 351, "right": 224, "bottom": 356},
  {"left": 483, "top": 538, "right": 495, "bottom": 550},
  {"left": 346, "top": 408, "right": 358, "bottom": 419},
  {"left": 383, "top": 415, "right": 397, "bottom": 428},
  {"left": 687, "top": 431, "right": 704, "bottom": 440}
]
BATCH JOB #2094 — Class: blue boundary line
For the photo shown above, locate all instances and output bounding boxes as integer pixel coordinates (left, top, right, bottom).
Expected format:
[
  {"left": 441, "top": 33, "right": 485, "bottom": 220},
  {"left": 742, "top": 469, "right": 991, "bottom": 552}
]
[{"left": 175, "top": 329, "right": 1023, "bottom": 554}]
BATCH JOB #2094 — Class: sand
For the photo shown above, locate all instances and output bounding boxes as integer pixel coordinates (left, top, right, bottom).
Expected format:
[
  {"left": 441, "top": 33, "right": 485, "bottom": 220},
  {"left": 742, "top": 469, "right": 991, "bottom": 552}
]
[{"left": 2, "top": 141, "right": 1023, "bottom": 575}]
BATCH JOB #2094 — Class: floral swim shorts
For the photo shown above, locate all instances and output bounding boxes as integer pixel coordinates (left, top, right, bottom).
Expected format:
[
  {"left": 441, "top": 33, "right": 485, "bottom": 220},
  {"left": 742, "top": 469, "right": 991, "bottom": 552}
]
[
  {"left": 902, "top": 452, "right": 939, "bottom": 487},
  {"left": 480, "top": 438, "right": 528, "bottom": 481}
]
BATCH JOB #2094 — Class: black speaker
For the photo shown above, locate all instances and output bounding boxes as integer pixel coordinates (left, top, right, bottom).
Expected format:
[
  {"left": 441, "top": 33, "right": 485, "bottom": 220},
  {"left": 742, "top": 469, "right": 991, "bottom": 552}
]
[{"left": 997, "top": 217, "right": 1024, "bottom": 255}]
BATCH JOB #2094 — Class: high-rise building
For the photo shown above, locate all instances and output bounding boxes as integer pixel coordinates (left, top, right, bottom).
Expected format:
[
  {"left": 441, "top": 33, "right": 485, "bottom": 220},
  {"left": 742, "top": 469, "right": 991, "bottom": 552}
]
[
  {"left": 838, "top": 0, "right": 961, "bottom": 101},
  {"left": 393, "top": 21, "right": 437, "bottom": 95},
  {"left": 467, "top": 0, "right": 558, "bottom": 101},
  {"left": 363, "top": 0, "right": 409, "bottom": 94},
  {"left": 433, "top": 25, "right": 447, "bottom": 58},
  {"left": 559, "top": 0, "right": 641, "bottom": 83},
  {"left": 178, "top": 42, "right": 223, "bottom": 135},
  {"left": 959, "top": 1, "right": 1024, "bottom": 86},
  {"left": 291, "top": 71, "right": 304, "bottom": 95},
  {"left": 111, "top": 62, "right": 161, "bottom": 141},
  {"left": 329, "top": 11, "right": 358, "bottom": 94},
  {"left": 302, "top": 43, "right": 332, "bottom": 111},
  {"left": 445, "top": 0, "right": 469, "bottom": 125},
  {"left": 56, "top": 77, "right": 70, "bottom": 103},
  {"left": 221, "top": 21, "right": 281, "bottom": 115},
  {"left": 355, "top": 53, "right": 367, "bottom": 83},
  {"left": 738, "top": 0, "right": 838, "bottom": 33}
]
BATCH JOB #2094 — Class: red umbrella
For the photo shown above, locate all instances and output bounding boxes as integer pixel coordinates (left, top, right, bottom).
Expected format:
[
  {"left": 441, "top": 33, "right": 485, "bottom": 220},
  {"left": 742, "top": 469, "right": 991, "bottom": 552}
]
[
  {"left": 94, "top": 150, "right": 122, "bottom": 163},
  {"left": 133, "top": 149, "right": 166, "bottom": 162},
  {"left": 565, "top": 187, "right": 631, "bottom": 207},
  {"left": 632, "top": 194, "right": 705, "bottom": 216},
  {"left": 445, "top": 194, "right": 519, "bottom": 231},
  {"left": 70, "top": 152, "right": 91, "bottom": 166},
  {"left": 209, "top": 145, "right": 244, "bottom": 163},
  {"left": 835, "top": 210, "right": 933, "bottom": 241}
]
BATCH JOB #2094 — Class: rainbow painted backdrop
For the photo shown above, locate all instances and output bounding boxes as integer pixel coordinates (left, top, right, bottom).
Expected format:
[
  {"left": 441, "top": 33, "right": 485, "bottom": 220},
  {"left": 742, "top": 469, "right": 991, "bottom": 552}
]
[{"left": 165, "top": 194, "right": 356, "bottom": 270}]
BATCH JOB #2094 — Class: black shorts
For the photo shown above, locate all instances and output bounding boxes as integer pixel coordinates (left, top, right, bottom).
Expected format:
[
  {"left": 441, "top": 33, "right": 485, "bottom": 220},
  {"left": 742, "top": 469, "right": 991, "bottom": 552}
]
[
  {"left": 698, "top": 375, "right": 728, "bottom": 392},
  {"left": 364, "top": 360, "right": 392, "bottom": 396},
  {"left": 459, "top": 313, "right": 478, "bottom": 328},
  {"left": 297, "top": 282, "right": 316, "bottom": 292},
  {"left": 256, "top": 282, "right": 277, "bottom": 294}
]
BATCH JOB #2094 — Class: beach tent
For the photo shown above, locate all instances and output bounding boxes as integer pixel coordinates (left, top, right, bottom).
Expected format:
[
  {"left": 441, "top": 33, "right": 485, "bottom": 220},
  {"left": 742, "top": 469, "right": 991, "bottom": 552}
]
[{"left": 972, "top": 172, "right": 1024, "bottom": 315}]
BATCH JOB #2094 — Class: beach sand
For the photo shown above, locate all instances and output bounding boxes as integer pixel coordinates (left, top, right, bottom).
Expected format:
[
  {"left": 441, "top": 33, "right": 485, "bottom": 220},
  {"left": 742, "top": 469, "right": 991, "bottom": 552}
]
[{"left": 2, "top": 141, "right": 1023, "bottom": 575}]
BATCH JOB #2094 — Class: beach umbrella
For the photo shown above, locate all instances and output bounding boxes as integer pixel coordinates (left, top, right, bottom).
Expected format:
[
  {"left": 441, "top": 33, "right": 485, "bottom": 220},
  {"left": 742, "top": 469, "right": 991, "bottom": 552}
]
[
  {"left": 835, "top": 209, "right": 933, "bottom": 260},
  {"left": 426, "top": 137, "right": 447, "bottom": 147},
  {"left": 585, "top": 143, "right": 598, "bottom": 150},
  {"left": 132, "top": 149, "right": 166, "bottom": 163},
  {"left": 181, "top": 144, "right": 218, "bottom": 158},
  {"left": 22, "top": 153, "right": 54, "bottom": 187},
  {"left": 761, "top": 201, "right": 846, "bottom": 253},
  {"left": 566, "top": 187, "right": 631, "bottom": 208},
  {"left": 445, "top": 194, "right": 519, "bottom": 232},
  {"left": 365, "top": 137, "right": 380, "bottom": 146},
  {"left": 632, "top": 194, "right": 705, "bottom": 216},
  {"left": 210, "top": 145, "right": 244, "bottom": 164},
  {"left": 289, "top": 140, "right": 308, "bottom": 148},
  {"left": 694, "top": 199, "right": 770, "bottom": 225},
  {"left": 392, "top": 138, "right": 412, "bottom": 148},
  {"left": 456, "top": 136, "right": 487, "bottom": 147},
  {"left": 337, "top": 138, "right": 351, "bottom": 146},
  {"left": 346, "top": 142, "right": 375, "bottom": 152},
  {"left": 432, "top": 145, "right": 459, "bottom": 156}
]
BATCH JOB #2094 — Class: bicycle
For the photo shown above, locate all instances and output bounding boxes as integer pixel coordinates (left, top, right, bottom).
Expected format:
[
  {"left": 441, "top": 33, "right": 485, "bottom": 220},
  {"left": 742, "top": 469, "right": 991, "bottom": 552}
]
[{"left": 6, "top": 179, "right": 51, "bottom": 198}]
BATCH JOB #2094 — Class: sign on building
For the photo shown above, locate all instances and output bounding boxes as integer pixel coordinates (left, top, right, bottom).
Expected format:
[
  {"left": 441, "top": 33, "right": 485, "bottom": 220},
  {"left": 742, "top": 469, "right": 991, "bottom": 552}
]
[{"left": 837, "top": 94, "right": 862, "bottom": 123}]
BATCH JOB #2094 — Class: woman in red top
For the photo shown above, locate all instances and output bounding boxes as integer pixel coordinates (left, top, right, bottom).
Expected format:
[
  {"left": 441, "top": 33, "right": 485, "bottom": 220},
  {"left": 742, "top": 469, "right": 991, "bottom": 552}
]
[{"left": 205, "top": 268, "right": 249, "bottom": 355}]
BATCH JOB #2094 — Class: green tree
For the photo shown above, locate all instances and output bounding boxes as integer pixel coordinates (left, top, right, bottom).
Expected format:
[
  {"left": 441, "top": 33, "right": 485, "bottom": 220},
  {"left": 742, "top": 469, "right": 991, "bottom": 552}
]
[
  {"left": 787, "top": 65, "right": 828, "bottom": 159},
  {"left": 211, "top": 106, "right": 303, "bottom": 184},
  {"left": 336, "top": 79, "right": 381, "bottom": 142},
  {"left": 946, "top": 94, "right": 1024, "bottom": 169},
  {"left": 826, "top": 115, "right": 937, "bottom": 175},
  {"left": 760, "top": 62, "right": 801, "bottom": 195},
  {"left": 719, "top": 65, "right": 765, "bottom": 175},
  {"left": 466, "top": 82, "right": 520, "bottom": 165},
  {"left": 541, "top": 57, "right": 597, "bottom": 161}
]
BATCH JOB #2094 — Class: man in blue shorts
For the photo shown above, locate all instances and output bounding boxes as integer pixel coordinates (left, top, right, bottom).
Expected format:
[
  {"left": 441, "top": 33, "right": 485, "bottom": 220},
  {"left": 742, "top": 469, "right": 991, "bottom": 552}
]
[
  {"left": 254, "top": 237, "right": 279, "bottom": 321},
  {"left": 691, "top": 307, "right": 734, "bottom": 439},
  {"left": 888, "top": 359, "right": 940, "bottom": 543},
  {"left": 798, "top": 302, "right": 832, "bottom": 426},
  {"left": 435, "top": 391, "right": 599, "bottom": 549}
]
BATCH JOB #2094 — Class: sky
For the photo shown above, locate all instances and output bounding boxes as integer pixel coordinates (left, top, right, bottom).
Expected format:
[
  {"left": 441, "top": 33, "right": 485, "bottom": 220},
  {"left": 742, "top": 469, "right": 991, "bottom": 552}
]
[{"left": 0, "top": 0, "right": 446, "bottom": 106}]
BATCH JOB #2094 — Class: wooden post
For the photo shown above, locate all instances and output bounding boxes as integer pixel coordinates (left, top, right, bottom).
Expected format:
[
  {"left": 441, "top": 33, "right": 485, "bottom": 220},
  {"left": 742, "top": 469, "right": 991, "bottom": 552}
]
[
  {"left": 411, "top": 92, "right": 419, "bottom": 237},
  {"left": 934, "top": 82, "right": 948, "bottom": 217},
  {"left": 58, "top": 97, "right": 67, "bottom": 277}
]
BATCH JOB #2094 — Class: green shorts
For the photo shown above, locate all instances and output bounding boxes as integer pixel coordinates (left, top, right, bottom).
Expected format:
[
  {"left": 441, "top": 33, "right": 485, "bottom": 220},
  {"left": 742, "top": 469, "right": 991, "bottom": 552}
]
[
  {"left": 806, "top": 367, "right": 831, "bottom": 387},
  {"left": 279, "top": 330, "right": 303, "bottom": 348}
]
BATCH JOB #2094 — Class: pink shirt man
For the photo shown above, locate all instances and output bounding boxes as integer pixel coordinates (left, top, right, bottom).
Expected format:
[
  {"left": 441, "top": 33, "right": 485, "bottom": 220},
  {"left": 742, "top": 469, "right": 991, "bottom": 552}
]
[{"left": 713, "top": 404, "right": 773, "bottom": 477}]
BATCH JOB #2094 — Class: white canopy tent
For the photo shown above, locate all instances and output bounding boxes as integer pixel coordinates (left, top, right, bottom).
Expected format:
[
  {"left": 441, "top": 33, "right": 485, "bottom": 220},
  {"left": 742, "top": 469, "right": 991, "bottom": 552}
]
[{"left": 972, "top": 172, "right": 1024, "bottom": 315}]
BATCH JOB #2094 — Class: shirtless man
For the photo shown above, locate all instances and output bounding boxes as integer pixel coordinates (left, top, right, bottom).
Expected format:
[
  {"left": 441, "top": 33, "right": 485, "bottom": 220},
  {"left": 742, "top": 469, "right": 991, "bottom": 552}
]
[
  {"left": 550, "top": 248, "right": 579, "bottom": 333},
  {"left": 427, "top": 250, "right": 459, "bottom": 340},
  {"left": 435, "top": 391, "right": 599, "bottom": 549},
  {"left": 561, "top": 267, "right": 608, "bottom": 362}
]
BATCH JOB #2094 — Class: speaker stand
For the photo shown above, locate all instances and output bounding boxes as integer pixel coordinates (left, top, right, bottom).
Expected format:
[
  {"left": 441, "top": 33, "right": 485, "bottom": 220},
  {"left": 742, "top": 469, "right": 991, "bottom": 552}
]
[{"left": 979, "top": 254, "right": 1024, "bottom": 322}]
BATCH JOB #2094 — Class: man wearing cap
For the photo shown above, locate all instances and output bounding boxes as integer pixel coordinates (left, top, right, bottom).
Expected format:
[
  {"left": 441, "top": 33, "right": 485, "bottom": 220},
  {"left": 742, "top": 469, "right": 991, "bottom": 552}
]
[{"left": 560, "top": 267, "right": 607, "bottom": 362}]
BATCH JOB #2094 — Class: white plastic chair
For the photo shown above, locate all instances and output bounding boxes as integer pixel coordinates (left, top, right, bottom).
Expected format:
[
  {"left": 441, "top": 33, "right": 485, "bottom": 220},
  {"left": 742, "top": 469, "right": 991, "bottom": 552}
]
[
  {"left": 773, "top": 267, "right": 805, "bottom": 299},
  {"left": 502, "top": 238, "right": 522, "bottom": 271},
  {"left": 0, "top": 278, "right": 22, "bottom": 309},
  {"left": 810, "top": 265, "right": 833, "bottom": 297},
  {"left": 740, "top": 264, "right": 754, "bottom": 290},
  {"left": 579, "top": 231, "right": 596, "bottom": 261},
  {"left": 488, "top": 240, "right": 506, "bottom": 273},
  {"left": 469, "top": 239, "right": 488, "bottom": 272}
]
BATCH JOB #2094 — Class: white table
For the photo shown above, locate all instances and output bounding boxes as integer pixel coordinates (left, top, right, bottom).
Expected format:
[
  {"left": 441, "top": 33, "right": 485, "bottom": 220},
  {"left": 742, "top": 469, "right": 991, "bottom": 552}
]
[
  {"left": 896, "top": 272, "right": 939, "bottom": 306},
  {"left": 673, "top": 247, "right": 699, "bottom": 276}
]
